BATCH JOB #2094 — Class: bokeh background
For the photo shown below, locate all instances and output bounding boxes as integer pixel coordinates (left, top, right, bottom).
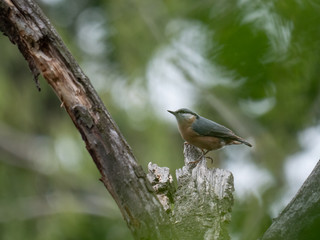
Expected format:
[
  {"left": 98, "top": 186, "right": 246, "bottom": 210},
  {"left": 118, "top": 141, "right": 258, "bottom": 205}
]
[{"left": 1, "top": 0, "right": 320, "bottom": 239}]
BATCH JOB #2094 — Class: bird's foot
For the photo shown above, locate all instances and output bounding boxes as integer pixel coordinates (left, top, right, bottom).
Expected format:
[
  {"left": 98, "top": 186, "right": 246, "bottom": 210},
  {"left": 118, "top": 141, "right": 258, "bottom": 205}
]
[
  {"left": 189, "top": 152, "right": 213, "bottom": 165},
  {"left": 205, "top": 156, "right": 214, "bottom": 164},
  {"left": 189, "top": 154, "right": 204, "bottom": 165},
  {"left": 188, "top": 158, "right": 202, "bottom": 164}
]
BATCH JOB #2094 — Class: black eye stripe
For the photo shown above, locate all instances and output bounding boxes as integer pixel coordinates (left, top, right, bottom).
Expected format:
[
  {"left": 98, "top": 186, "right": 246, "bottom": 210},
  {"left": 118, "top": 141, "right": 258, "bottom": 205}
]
[{"left": 175, "top": 108, "right": 197, "bottom": 116}]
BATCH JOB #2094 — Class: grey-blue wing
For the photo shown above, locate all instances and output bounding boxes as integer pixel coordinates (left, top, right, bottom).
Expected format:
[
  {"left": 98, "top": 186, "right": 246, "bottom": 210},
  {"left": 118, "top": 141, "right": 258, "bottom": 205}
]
[
  {"left": 192, "top": 116, "right": 252, "bottom": 147},
  {"left": 191, "top": 116, "right": 235, "bottom": 138}
]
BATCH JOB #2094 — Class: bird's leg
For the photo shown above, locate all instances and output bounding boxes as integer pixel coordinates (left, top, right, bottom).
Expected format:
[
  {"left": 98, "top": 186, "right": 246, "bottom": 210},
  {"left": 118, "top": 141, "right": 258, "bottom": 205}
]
[{"left": 189, "top": 150, "right": 210, "bottom": 164}]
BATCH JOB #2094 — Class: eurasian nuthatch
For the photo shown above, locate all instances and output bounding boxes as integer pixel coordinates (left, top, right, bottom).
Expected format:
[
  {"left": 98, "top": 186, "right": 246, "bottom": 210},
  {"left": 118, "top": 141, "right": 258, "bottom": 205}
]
[{"left": 168, "top": 108, "right": 252, "bottom": 163}]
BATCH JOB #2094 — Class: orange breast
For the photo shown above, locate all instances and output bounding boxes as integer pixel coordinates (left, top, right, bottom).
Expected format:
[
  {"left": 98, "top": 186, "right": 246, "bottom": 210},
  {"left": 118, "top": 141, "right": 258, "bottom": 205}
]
[
  {"left": 187, "top": 135, "right": 225, "bottom": 151},
  {"left": 178, "top": 121, "right": 225, "bottom": 151}
]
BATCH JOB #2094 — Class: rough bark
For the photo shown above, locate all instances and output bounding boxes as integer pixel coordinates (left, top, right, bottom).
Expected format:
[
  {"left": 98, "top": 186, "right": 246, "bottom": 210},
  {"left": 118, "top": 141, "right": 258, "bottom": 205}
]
[
  {"left": 0, "top": 0, "right": 172, "bottom": 239},
  {"left": 174, "top": 144, "right": 234, "bottom": 240},
  {"left": 148, "top": 143, "right": 234, "bottom": 240},
  {"left": 0, "top": 0, "right": 235, "bottom": 239},
  {"left": 261, "top": 159, "right": 320, "bottom": 240}
]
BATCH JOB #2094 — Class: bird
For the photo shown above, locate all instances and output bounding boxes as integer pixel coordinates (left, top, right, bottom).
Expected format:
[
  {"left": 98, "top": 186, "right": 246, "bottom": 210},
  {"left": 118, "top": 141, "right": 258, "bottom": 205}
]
[{"left": 168, "top": 108, "right": 252, "bottom": 164}]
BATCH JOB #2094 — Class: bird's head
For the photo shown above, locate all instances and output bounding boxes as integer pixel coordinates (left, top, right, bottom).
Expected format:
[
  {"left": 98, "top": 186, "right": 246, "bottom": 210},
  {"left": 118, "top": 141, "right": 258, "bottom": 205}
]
[{"left": 167, "top": 108, "right": 199, "bottom": 124}]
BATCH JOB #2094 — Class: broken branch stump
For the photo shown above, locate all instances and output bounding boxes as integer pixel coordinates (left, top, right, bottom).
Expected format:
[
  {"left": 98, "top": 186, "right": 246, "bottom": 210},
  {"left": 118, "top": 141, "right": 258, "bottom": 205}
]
[{"left": 148, "top": 143, "right": 234, "bottom": 240}]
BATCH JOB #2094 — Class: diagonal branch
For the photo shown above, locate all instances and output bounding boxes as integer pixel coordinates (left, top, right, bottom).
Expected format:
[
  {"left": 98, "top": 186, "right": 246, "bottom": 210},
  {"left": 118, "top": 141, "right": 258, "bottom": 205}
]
[
  {"left": 0, "top": 0, "right": 172, "bottom": 239},
  {"left": 261, "top": 160, "right": 320, "bottom": 240}
]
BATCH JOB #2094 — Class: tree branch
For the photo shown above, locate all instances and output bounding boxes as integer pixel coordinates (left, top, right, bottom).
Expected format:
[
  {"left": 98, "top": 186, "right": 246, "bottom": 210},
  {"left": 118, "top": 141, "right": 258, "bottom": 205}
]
[
  {"left": 0, "top": 0, "right": 171, "bottom": 238},
  {"left": 261, "top": 160, "right": 320, "bottom": 240}
]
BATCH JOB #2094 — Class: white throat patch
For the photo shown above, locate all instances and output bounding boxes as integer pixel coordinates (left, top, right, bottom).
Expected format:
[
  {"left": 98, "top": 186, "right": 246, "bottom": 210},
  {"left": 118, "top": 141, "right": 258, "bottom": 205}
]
[{"left": 181, "top": 113, "right": 195, "bottom": 121}]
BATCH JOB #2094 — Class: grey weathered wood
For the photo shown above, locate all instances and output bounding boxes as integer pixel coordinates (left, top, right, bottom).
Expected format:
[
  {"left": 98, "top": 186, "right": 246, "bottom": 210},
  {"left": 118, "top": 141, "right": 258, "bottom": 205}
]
[
  {"left": 261, "top": 160, "right": 320, "bottom": 240},
  {"left": 0, "top": 0, "right": 172, "bottom": 239},
  {"left": 174, "top": 143, "right": 234, "bottom": 240},
  {"left": 148, "top": 143, "right": 235, "bottom": 240},
  {"left": 147, "top": 163, "right": 175, "bottom": 213}
]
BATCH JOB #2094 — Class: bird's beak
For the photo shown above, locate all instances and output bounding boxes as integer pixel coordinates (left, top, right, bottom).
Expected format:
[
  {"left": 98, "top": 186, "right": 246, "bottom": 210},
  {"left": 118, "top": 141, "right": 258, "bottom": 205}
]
[{"left": 167, "top": 110, "right": 175, "bottom": 115}]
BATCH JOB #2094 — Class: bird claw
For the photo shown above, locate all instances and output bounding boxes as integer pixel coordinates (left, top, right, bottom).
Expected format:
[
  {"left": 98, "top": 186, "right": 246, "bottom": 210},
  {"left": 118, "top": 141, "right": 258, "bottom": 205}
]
[
  {"left": 188, "top": 159, "right": 202, "bottom": 165},
  {"left": 189, "top": 154, "right": 204, "bottom": 165},
  {"left": 188, "top": 155, "right": 213, "bottom": 165},
  {"left": 205, "top": 156, "right": 214, "bottom": 164}
]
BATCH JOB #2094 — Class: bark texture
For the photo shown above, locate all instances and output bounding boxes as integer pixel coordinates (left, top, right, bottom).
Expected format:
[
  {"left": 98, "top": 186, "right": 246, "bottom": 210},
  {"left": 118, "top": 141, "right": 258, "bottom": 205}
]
[
  {"left": 174, "top": 144, "right": 234, "bottom": 240},
  {"left": 148, "top": 143, "right": 234, "bottom": 240},
  {"left": 261, "top": 160, "right": 320, "bottom": 240}
]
